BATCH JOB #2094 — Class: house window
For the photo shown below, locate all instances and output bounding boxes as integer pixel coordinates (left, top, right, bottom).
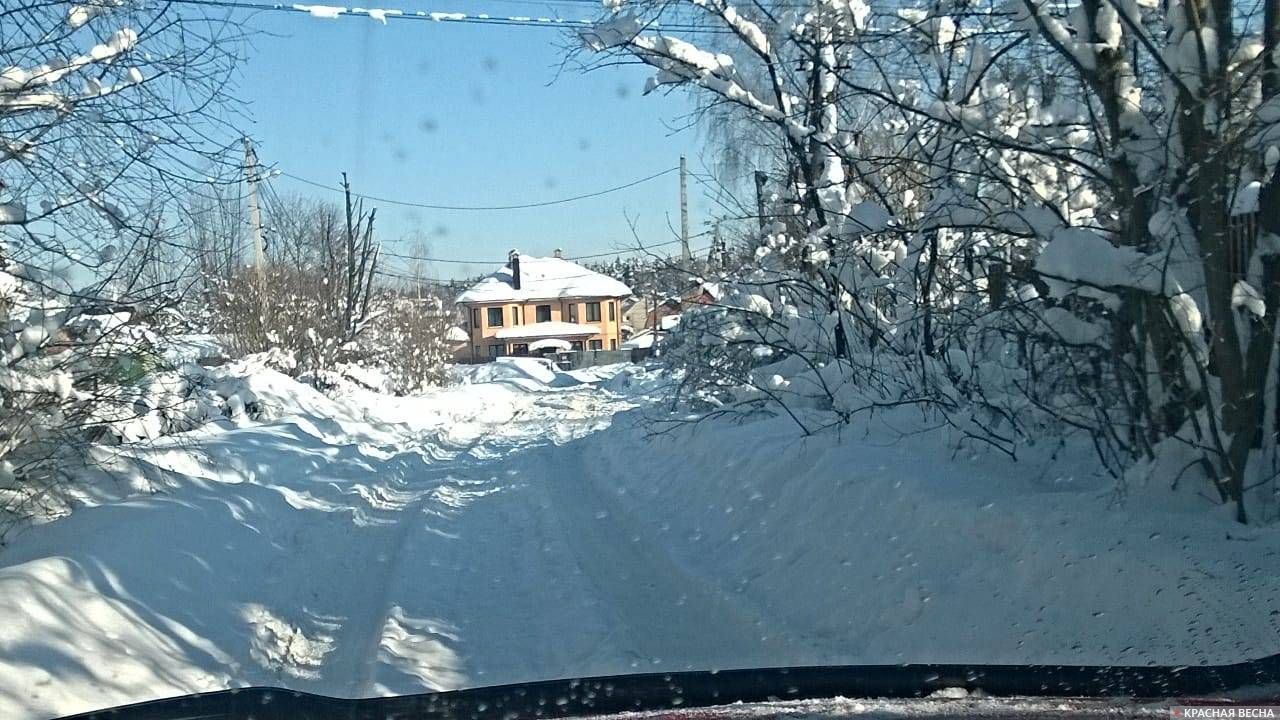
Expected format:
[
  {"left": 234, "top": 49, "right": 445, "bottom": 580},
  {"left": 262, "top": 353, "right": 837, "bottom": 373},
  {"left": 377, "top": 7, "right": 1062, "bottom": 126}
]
[
  {"left": 570, "top": 340, "right": 584, "bottom": 352},
  {"left": 512, "top": 306, "right": 521, "bottom": 325},
  {"left": 589, "top": 339, "right": 603, "bottom": 351},
  {"left": 488, "top": 343, "right": 504, "bottom": 357},
  {"left": 568, "top": 303, "right": 578, "bottom": 322},
  {"left": 486, "top": 307, "right": 504, "bottom": 327},
  {"left": 536, "top": 304, "right": 551, "bottom": 323},
  {"left": 473, "top": 345, "right": 480, "bottom": 357},
  {"left": 608, "top": 302, "right": 615, "bottom": 321},
  {"left": 512, "top": 343, "right": 529, "bottom": 356},
  {"left": 471, "top": 308, "right": 480, "bottom": 329},
  {"left": 610, "top": 339, "right": 617, "bottom": 350},
  {"left": 586, "top": 302, "right": 601, "bottom": 322}
]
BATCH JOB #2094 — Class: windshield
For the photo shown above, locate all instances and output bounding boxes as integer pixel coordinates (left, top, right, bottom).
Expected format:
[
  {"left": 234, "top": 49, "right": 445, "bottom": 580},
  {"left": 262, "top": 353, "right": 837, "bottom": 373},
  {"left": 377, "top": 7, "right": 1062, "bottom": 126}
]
[{"left": 2, "top": 0, "right": 1280, "bottom": 718}]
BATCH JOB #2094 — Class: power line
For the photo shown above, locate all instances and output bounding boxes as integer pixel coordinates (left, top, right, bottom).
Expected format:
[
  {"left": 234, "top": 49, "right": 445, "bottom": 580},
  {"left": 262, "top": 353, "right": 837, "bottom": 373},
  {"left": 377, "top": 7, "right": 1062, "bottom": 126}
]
[
  {"left": 376, "top": 241, "right": 716, "bottom": 282},
  {"left": 420, "top": 0, "right": 611, "bottom": 6},
  {"left": 378, "top": 231, "right": 710, "bottom": 265},
  {"left": 568, "top": 235, "right": 694, "bottom": 259},
  {"left": 259, "top": 164, "right": 705, "bottom": 264},
  {"left": 169, "top": 0, "right": 734, "bottom": 33},
  {"left": 275, "top": 166, "right": 679, "bottom": 211},
  {"left": 374, "top": 265, "right": 611, "bottom": 283}
]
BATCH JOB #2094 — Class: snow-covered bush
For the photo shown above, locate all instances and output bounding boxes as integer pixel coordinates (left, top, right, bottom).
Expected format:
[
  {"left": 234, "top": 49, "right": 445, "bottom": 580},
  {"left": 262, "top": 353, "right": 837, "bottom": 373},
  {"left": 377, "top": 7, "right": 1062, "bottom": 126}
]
[
  {"left": 0, "top": 0, "right": 243, "bottom": 534},
  {"left": 359, "top": 295, "right": 454, "bottom": 393},
  {"left": 209, "top": 270, "right": 453, "bottom": 396},
  {"left": 0, "top": 268, "right": 248, "bottom": 536},
  {"left": 203, "top": 185, "right": 453, "bottom": 396},
  {"left": 587, "top": 0, "right": 1280, "bottom": 521},
  {"left": 662, "top": 224, "right": 1033, "bottom": 453}
]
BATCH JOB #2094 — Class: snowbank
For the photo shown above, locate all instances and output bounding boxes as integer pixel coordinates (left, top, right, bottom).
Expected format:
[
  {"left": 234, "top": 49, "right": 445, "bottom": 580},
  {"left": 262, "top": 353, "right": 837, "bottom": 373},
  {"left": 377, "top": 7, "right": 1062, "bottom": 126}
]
[
  {"left": 452, "top": 357, "right": 582, "bottom": 390},
  {"left": 577, "top": 406, "right": 1280, "bottom": 666},
  {"left": 0, "top": 357, "right": 653, "bottom": 719},
  {"left": 158, "top": 333, "right": 227, "bottom": 366},
  {"left": 0, "top": 360, "right": 1275, "bottom": 720}
]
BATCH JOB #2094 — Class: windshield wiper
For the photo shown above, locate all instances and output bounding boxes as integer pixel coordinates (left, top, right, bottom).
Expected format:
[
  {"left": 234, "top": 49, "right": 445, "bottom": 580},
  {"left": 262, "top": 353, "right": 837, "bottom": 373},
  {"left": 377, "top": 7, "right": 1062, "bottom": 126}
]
[{"left": 60, "top": 653, "right": 1280, "bottom": 720}]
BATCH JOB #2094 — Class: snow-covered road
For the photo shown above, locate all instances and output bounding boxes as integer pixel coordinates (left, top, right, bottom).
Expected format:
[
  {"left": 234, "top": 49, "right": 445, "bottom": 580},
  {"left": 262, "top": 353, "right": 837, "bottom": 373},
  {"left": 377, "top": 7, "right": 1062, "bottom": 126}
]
[
  {"left": 0, "top": 365, "right": 796, "bottom": 719},
  {"left": 2, "top": 360, "right": 1279, "bottom": 720}
]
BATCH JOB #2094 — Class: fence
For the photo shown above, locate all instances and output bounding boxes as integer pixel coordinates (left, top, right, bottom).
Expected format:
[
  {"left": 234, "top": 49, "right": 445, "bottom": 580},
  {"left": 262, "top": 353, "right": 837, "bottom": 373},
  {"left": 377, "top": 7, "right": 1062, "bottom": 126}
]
[
  {"left": 459, "top": 348, "right": 646, "bottom": 369},
  {"left": 555, "top": 349, "right": 637, "bottom": 369},
  {"left": 1228, "top": 210, "right": 1260, "bottom": 280}
]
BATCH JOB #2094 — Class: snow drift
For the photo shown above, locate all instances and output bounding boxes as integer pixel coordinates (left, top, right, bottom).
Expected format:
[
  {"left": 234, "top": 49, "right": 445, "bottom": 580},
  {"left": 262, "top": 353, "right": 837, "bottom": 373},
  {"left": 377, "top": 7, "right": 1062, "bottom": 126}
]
[{"left": 0, "top": 361, "right": 1275, "bottom": 720}]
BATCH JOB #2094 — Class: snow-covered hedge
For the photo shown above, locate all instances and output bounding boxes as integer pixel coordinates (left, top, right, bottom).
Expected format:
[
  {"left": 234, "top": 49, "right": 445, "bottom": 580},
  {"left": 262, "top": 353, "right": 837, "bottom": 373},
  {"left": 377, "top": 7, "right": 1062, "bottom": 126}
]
[
  {"left": 588, "top": 0, "right": 1280, "bottom": 522},
  {"left": 658, "top": 215, "right": 1140, "bottom": 483},
  {"left": 0, "top": 271, "right": 253, "bottom": 535},
  {"left": 208, "top": 267, "right": 453, "bottom": 397}
]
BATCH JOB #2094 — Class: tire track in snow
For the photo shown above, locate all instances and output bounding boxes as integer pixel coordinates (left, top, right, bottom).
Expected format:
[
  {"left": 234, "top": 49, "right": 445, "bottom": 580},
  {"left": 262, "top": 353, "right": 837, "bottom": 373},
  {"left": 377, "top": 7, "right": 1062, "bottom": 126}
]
[
  {"left": 318, "top": 433, "right": 490, "bottom": 697},
  {"left": 535, "top": 434, "right": 797, "bottom": 671},
  {"left": 334, "top": 385, "right": 661, "bottom": 692},
  {"left": 283, "top": 381, "right": 789, "bottom": 694},
  {"left": 326, "top": 386, "right": 628, "bottom": 695},
  {"left": 336, "top": 487, "right": 438, "bottom": 697}
]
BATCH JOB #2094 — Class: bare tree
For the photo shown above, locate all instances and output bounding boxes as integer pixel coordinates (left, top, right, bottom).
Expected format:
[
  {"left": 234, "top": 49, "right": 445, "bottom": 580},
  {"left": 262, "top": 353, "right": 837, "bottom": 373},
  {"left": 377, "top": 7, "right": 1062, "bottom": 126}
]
[
  {"left": 0, "top": 0, "right": 247, "bottom": 532},
  {"left": 204, "top": 176, "right": 450, "bottom": 393}
]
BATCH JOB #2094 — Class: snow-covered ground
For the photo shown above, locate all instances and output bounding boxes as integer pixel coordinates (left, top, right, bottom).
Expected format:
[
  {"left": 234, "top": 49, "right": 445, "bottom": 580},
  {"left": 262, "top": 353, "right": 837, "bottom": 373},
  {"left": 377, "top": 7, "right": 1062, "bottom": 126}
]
[{"left": 0, "top": 358, "right": 1277, "bottom": 719}]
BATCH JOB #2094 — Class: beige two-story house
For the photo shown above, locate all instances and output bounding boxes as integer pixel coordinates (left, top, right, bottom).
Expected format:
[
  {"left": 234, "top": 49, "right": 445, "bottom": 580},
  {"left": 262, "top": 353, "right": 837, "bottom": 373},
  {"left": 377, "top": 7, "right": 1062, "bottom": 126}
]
[{"left": 456, "top": 250, "right": 631, "bottom": 361}]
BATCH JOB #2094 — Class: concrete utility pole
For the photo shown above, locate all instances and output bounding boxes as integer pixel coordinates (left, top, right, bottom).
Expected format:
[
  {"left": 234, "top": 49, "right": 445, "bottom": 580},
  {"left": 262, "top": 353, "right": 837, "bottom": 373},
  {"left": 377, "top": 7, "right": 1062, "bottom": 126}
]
[
  {"left": 679, "top": 155, "right": 691, "bottom": 266},
  {"left": 243, "top": 137, "right": 265, "bottom": 291}
]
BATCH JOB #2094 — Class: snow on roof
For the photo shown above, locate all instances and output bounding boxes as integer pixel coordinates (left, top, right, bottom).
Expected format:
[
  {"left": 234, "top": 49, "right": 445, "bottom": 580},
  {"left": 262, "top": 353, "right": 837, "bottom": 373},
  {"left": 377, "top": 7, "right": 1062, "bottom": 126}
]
[
  {"left": 494, "top": 321, "right": 600, "bottom": 340},
  {"left": 446, "top": 326, "right": 470, "bottom": 342},
  {"left": 621, "top": 329, "right": 657, "bottom": 349},
  {"left": 456, "top": 255, "right": 631, "bottom": 304},
  {"left": 529, "top": 338, "right": 572, "bottom": 351}
]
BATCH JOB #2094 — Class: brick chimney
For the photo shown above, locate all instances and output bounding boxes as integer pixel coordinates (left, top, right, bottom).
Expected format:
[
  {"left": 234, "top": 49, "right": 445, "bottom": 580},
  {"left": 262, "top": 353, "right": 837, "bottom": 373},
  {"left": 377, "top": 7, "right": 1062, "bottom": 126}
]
[{"left": 508, "top": 249, "right": 521, "bottom": 290}]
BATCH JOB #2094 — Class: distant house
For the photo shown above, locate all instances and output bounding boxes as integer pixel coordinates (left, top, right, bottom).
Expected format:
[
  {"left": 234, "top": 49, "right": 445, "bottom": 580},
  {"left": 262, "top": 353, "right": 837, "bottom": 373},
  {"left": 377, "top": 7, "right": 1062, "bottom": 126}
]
[
  {"left": 621, "top": 298, "right": 654, "bottom": 336},
  {"left": 446, "top": 326, "right": 471, "bottom": 361},
  {"left": 621, "top": 281, "right": 721, "bottom": 335},
  {"left": 456, "top": 250, "right": 632, "bottom": 361},
  {"left": 621, "top": 313, "right": 683, "bottom": 351}
]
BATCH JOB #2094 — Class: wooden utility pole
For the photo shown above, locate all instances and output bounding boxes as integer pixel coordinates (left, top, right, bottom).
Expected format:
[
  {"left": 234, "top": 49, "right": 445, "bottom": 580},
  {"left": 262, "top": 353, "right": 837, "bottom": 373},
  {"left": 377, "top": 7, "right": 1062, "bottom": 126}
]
[
  {"left": 243, "top": 137, "right": 265, "bottom": 291},
  {"left": 710, "top": 219, "right": 722, "bottom": 268},
  {"left": 679, "top": 155, "right": 691, "bottom": 266},
  {"left": 754, "top": 171, "right": 768, "bottom": 234},
  {"left": 651, "top": 272, "right": 660, "bottom": 357}
]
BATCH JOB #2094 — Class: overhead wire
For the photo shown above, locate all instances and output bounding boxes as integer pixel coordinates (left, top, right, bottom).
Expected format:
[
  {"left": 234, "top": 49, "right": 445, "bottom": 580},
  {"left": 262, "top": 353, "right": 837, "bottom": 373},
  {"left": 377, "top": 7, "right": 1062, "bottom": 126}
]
[
  {"left": 376, "top": 231, "right": 710, "bottom": 266},
  {"left": 256, "top": 164, "right": 701, "bottom": 267},
  {"left": 217, "top": 0, "right": 710, "bottom": 271},
  {"left": 376, "top": 241, "right": 717, "bottom": 283},
  {"left": 275, "top": 166, "right": 680, "bottom": 211},
  {"left": 168, "top": 0, "right": 735, "bottom": 33}
]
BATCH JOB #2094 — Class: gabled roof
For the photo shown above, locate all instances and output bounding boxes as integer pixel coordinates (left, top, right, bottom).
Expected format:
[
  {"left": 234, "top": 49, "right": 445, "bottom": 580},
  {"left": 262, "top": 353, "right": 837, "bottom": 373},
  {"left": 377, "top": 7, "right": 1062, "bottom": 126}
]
[{"left": 456, "top": 255, "right": 631, "bottom": 304}]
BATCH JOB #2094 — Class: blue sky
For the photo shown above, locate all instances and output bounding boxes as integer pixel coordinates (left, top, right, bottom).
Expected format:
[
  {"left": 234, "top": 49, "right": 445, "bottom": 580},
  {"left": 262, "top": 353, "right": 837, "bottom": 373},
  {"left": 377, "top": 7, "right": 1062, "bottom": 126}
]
[{"left": 230, "top": 5, "right": 710, "bottom": 280}]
